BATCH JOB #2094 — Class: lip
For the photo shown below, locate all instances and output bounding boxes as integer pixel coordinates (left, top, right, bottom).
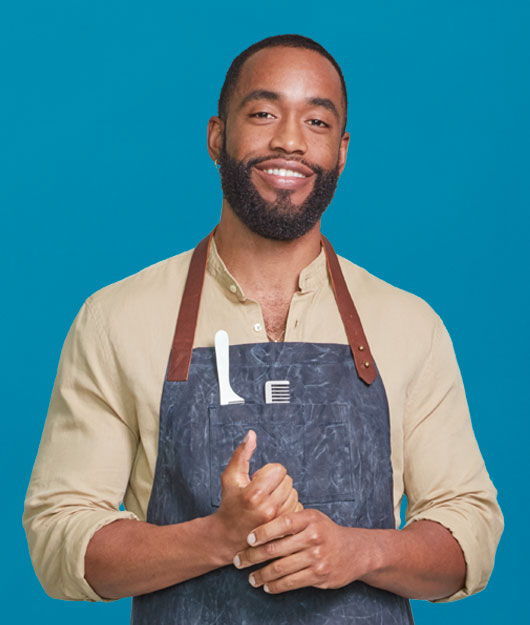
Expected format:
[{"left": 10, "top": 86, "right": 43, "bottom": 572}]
[{"left": 252, "top": 158, "right": 315, "bottom": 191}]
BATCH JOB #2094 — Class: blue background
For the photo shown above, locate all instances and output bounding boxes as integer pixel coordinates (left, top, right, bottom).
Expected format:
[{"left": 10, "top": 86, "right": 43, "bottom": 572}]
[{"left": 2, "top": 1, "right": 528, "bottom": 622}]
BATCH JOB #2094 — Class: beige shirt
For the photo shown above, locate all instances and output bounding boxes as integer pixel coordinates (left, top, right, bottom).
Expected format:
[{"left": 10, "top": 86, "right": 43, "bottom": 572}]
[{"left": 23, "top": 238, "right": 503, "bottom": 604}]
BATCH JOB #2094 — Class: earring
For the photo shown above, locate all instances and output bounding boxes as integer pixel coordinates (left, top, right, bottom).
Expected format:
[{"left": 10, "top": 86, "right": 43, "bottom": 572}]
[{"left": 214, "top": 159, "right": 220, "bottom": 169}]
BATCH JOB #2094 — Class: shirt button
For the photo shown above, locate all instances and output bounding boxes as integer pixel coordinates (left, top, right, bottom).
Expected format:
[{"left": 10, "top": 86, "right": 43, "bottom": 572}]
[
  {"left": 229, "top": 284, "right": 237, "bottom": 293},
  {"left": 253, "top": 323, "right": 262, "bottom": 332}
]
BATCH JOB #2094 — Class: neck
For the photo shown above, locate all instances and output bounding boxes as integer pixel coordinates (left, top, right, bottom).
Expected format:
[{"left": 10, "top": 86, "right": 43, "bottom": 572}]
[{"left": 214, "top": 202, "right": 322, "bottom": 299}]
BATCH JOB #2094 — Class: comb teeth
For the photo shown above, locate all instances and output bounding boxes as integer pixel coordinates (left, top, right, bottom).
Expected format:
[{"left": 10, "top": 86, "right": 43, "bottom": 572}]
[{"left": 265, "top": 380, "right": 291, "bottom": 404}]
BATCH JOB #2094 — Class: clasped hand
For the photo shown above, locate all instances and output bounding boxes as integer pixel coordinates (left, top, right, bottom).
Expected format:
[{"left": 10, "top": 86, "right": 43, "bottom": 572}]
[
  {"left": 233, "top": 508, "right": 362, "bottom": 594},
  {"left": 213, "top": 430, "right": 302, "bottom": 555}
]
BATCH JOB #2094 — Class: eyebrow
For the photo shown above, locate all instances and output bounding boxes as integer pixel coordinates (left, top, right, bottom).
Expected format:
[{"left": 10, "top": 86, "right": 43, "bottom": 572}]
[{"left": 238, "top": 90, "right": 340, "bottom": 122}]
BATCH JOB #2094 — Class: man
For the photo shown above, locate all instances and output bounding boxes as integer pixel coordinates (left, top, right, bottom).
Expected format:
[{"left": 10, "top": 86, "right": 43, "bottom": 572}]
[{"left": 24, "top": 34, "right": 503, "bottom": 624}]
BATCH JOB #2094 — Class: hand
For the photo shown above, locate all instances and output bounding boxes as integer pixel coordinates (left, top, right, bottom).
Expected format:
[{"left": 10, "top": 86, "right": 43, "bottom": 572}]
[
  {"left": 233, "top": 509, "right": 373, "bottom": 593},
  {"left": 212, "top": 430, "right": 302, "bottom": 556}
]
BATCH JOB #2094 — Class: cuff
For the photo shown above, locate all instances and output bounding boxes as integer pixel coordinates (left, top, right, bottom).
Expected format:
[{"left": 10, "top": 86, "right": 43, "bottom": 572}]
[{"left": 64, "top": 509, "right": 140, "bottom": 602}]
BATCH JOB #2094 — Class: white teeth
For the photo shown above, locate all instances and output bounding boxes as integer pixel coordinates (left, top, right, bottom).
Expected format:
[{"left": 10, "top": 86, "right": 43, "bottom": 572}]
[{"left": 263, "top": 168, "right": 306, "bottom": 178}]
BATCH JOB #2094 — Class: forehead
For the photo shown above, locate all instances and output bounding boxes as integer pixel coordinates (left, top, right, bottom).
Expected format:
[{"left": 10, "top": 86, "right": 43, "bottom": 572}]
[{"left": 231, "top": 46, "right": 345, "bottom": 117}]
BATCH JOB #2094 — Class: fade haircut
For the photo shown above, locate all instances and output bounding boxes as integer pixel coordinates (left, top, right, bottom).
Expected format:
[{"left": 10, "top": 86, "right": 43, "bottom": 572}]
[{"left": 218, "top": 34, "right": 348, "bottom": 134}]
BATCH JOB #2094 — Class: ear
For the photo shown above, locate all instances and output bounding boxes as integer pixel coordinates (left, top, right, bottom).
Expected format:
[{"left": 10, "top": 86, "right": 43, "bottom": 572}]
[
  {"left": 207, "top": 116, "right": 225, "bottom": 163},
  {"left": 337, "top": 131, "right": 350, "bottom": 176}
]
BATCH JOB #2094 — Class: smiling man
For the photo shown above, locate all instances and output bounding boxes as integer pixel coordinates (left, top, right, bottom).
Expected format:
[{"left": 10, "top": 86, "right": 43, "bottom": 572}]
[{"left": 24, "top": 35, "right": 503, "bottom": 624}]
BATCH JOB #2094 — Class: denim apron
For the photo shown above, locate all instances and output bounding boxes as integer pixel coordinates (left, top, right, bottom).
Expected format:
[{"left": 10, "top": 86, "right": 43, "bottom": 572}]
[{"left": 131, "top": 232, "right": 414, "bottom": 624}]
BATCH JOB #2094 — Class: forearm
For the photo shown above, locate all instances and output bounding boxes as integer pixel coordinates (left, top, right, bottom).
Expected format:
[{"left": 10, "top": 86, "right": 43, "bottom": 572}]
[
  {"left": 358, "top": 519, "right": 466, "bottom": 600},
  {"left": 85, "top": 515, "right": 234, "bottom": 599}
]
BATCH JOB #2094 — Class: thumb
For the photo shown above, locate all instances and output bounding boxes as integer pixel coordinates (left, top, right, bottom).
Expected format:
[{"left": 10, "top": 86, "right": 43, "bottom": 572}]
[{"left": 224, "top": 430, "right": 257, "bottom": 488}]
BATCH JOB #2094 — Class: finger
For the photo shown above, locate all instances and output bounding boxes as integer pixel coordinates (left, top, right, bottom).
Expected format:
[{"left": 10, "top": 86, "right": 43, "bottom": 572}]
[
  {"left": 276, "top": 485, "right": 299, "bottom": 516},
  {"left": 256, "top": 567, "right": 315, "bottom": 594},
  {"left": 245, "top": 462, "right": 287, "bottom": 499},
  {"left": 249, "top": 551, "right": 314, "bottom": 588},
  {"left": 222, "top": 430, "right": 257, "bottom": 488},
  {"left": 234, "top": 531, "right": 307, "bottom": 568},
  {"left": 296, "top": 502, "right": 304, "bottom": 511},
  {"left": 247, "top": 509, "right": 311, "bottom": 546}
]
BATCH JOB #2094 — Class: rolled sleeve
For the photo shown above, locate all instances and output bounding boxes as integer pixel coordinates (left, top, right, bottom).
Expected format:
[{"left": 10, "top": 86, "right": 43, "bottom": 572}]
[
  {"left": 23, "top": 298, "right": 140, "bottom": 601},
  {"left": 402, "top": 316, "right": 503, "bottom": 602}
]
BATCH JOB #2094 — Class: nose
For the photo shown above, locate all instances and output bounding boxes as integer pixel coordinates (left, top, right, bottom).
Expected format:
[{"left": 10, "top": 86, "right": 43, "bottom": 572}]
[{"left": 269, "top": 114, "right": 307, "bottom": 154}]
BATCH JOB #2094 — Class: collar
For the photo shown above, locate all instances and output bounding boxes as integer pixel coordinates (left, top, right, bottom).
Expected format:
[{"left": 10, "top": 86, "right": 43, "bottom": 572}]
[{"left": 207, "top": 236, "right": 329, "bottom": 301}]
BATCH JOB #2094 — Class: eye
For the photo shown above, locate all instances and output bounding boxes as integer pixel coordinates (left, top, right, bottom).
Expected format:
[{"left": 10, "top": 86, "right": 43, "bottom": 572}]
[
  {"left": 307, "top": 119, "right": 329, "bottom": 128},
  {"left": 250, "top": 111, "right": 276, "bottom": 120}
]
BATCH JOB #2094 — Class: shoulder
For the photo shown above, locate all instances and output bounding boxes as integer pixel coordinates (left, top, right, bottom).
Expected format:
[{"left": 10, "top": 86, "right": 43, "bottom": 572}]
[
  {"left": 338, "top": 255, "right": 439, "bottom": 327},
  {"left": 79, "top": 250, "right": 195, "bottom": 366},
  {"left": 336, "top": 255, "right": 442, "bottom": 372},
  {"left": 86, "top": 249, "right": 194, "bottom": 321}
]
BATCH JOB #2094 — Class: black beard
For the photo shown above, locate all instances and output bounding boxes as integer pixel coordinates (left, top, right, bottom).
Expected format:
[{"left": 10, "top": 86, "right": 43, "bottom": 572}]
[{"left": 218, "top": 146, "right": 340, "bottom": 241}]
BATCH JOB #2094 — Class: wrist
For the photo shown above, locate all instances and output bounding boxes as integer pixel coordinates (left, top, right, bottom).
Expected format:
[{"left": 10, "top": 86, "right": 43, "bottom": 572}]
[
  {"left": 204, "top": 512, "right": 240, "bottom": 567},
  {"left": 356, "top": 528, "right": 400, "bottom": 585}
]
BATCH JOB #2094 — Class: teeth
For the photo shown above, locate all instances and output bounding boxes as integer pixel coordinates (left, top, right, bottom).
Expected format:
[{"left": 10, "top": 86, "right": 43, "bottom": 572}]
[{"left": 263, "top": 168, "right": 306, "bottom": 178}]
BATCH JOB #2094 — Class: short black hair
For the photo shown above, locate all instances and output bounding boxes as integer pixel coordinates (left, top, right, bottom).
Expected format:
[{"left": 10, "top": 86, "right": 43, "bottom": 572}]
[{"left": 218, "top": 34, "right": 348, "bottom": 134}]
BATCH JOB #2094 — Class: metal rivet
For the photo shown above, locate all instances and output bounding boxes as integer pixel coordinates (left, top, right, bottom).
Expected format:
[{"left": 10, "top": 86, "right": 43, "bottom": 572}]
[
  {"left": 363, "top": 361, "right": 370, "bottom": 368},
  {"left": 358, "top": 345, "right": 365, "bottom": 351},
  {"left": 229, "top": 284, "right": 237, "bottom": 293}
]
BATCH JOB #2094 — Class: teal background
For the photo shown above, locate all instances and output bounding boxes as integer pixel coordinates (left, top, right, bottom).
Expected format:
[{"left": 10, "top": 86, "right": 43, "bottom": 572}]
[{"left": 2, "top": 1, "right": 528, "bottom": 622}]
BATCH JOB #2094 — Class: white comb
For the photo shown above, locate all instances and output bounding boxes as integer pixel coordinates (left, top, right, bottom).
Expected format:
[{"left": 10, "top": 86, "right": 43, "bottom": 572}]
[
  {"left": 265, "top": 380, "right": 291, "bottom": 404},
  {"left": 215, "top": 330, "right": 245, "bottom": 405}
]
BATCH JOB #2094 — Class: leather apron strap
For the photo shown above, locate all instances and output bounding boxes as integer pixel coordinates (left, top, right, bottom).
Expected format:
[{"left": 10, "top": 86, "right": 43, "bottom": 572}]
[{"left": 167, "top": 230, "right": 376, "bottom": 385}]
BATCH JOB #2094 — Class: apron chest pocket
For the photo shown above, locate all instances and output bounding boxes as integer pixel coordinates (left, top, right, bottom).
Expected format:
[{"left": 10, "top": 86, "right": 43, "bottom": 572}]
[{"left": 208, "top": 403, "right": 355, "bottom": 507}]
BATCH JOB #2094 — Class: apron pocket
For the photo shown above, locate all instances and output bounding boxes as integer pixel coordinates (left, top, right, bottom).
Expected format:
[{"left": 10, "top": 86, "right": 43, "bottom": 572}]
[{"left": 208, "top": 403, "right": 354, "bottom": 508}]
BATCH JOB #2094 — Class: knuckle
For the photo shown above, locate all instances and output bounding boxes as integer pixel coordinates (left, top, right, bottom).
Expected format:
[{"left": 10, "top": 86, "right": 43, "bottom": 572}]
[
  {"left": 310, "top": 546, "right": 321, "bottom": 559},
  {"left": 308, "top": 531, "right": 320, "bottom": 545},
  {"left": 271, "top": 560, "right": 283, "bottom": 576},
  {"left": 262, "top": 506, "right": 277, "bottom": 522},
  {"left": 264, "top": 541, "right": 277, "bottom": 556},
  {"left": 244, "top": 490, "right": 261, "bottom": 506},
  {"left": 284, "top": 577, "right": 295, "bottom": 590},
  {"left": 268, "top": 462, "right": 287, "bottom": 477},
  {"left": 314, "top": 560, "right": 329, "bottom": 577}
]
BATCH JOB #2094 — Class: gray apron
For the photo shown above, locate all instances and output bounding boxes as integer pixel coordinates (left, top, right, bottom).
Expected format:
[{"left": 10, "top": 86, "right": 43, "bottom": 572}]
[{"left": 131, "top": 232, "right": 414, "bottom": 624}]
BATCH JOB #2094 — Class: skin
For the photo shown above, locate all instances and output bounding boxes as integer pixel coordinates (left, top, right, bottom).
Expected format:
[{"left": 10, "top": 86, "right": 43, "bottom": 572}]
[{"left": 208, "top": 46, "right": 466, "bottom": 600}]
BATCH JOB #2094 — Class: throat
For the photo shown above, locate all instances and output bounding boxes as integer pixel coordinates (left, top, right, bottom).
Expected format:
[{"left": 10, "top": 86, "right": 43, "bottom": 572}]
[{"left": 261, "top": 298, "right": 293, "bottom": 343}]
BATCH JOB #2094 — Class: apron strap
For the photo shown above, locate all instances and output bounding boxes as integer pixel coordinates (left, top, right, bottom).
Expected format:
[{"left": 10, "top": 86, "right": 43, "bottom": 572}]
[
  {"left": 167, "top": 231, "right": 214, "bottom": 381},
  {"left": 168, "top": 230, "right": 376, "bottom": 385},
  {"left": 320, "top": 235, "right": 376, "bottom": 385}
]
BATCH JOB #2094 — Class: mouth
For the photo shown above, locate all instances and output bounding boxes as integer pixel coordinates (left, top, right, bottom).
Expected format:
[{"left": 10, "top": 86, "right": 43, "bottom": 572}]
[{"left": 252, "top": 159, "right": 315, "bottom": 191}]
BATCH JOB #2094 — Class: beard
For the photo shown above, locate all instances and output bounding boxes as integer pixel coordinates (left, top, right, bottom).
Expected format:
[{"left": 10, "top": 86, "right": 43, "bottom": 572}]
[{"left": 218, "top": 145, "right": 340, "bottom": 241}]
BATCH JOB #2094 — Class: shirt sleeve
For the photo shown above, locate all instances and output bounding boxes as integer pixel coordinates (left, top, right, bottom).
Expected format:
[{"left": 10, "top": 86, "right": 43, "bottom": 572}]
[
  {"left": 23, "top": 298, "right": 140, "bottom": 602},
  {"left": 402, "top": 315, "right": 503, "bottom": 602}
]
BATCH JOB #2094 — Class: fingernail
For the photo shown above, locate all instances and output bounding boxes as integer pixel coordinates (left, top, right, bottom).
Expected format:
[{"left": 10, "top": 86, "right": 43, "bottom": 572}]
[
  {"left": 249, "top": 574, "right": 257, "bottom": 587},
  {"left": 247, "top": 532, "right": 256, "bottom": 545},
  {"left": 233, "top": 554, "right": 241, "bottom": 568},
  {"left": 264, "top": 584, "right": 270, "bottom": 593}
]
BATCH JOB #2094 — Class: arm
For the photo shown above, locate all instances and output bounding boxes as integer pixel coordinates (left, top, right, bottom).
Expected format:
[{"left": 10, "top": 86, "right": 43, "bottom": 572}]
[
  {"left": 234, "top": 316, "right": 502, "bottom": 600},
  {"left": 85, "top": 431, "right": 302, "bottom": 599},
  {"left": 23, "top": 299, "right": 300, "bottom": 601}
]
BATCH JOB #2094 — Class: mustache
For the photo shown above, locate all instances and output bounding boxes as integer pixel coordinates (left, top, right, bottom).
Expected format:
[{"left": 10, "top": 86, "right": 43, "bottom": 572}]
[{"left": 244, "top": 155, "right": 324, "bottom": 176}]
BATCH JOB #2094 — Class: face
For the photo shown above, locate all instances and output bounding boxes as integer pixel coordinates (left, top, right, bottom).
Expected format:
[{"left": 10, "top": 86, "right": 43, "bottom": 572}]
[{"left": 209, "top": 46, "right": 349, "bottom": 240}]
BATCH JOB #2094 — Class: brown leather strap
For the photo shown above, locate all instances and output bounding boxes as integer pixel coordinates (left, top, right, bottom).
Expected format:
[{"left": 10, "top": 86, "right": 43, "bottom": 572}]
[
  {"left": 320, "top": 235, "right": 376, "bottom": 385},
  {"left": 167, "top": 231, "right": 214, "bottom": 381},
  {"left": 168, "top": 229, "right": 376, "bottom": 385}
]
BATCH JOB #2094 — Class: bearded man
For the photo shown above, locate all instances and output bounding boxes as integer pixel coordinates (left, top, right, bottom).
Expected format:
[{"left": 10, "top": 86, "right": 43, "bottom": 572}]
[{"left": 24, "top": 34, "right": 503, "bottom": 624}]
